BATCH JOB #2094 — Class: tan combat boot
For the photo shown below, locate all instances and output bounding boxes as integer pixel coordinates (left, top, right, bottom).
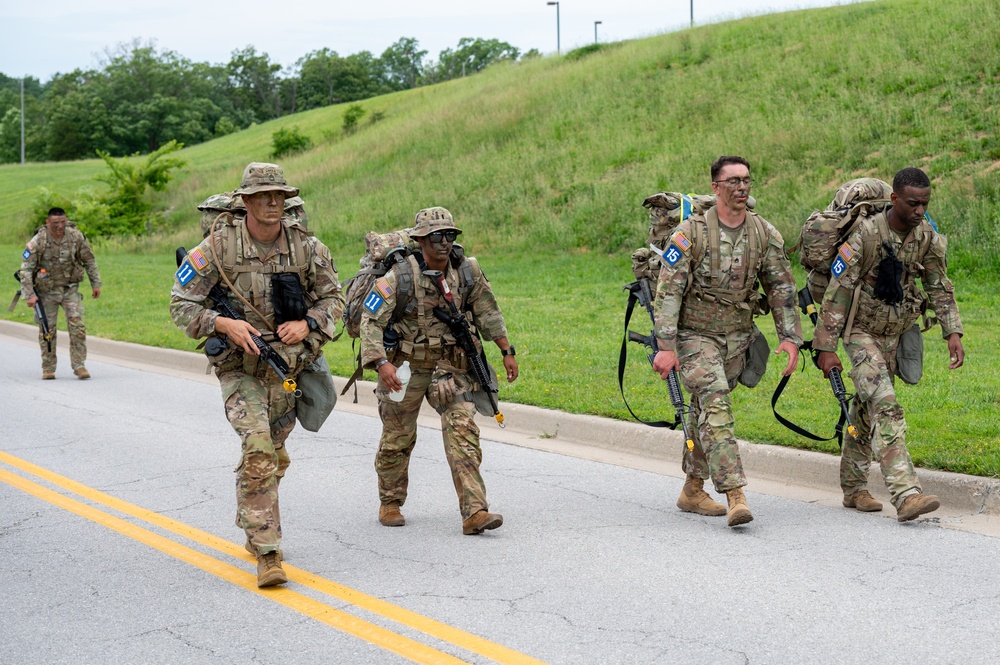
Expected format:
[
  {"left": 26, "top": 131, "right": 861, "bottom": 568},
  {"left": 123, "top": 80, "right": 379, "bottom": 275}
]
[
  {"left": 74, "top": 367, "right": 90, "bottom": 380},
  {"left": 725, "top": 488, "right": 753, "bottom": 527},
  {"left": 42, "top": 371, "right": 55, "bottom": 380},
  {"left": 379, "top": 502, "right": 405, "bottom": 527},
  {"left": 676, "top": 475, "right": 727, "bottom": 516},
  {"left": 843, "top": 489, "right": 883, "bottom": 512},
  {"left": 256, "top": 551, "right": 287, "bottom": 587},
  {"left": 896, "top": 493, "right": 940, "bottom": 522},
  {"left": 462, "top": 510, "right": 503, "bottom": 535}
]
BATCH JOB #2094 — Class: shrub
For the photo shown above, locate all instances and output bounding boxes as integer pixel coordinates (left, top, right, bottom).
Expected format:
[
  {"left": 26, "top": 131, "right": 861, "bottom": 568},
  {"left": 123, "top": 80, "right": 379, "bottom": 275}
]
[
  {"left": 342, "top": 104, "right": 367, "bottom": 134},
  {"left": 271, "top": 126, "right": 312, "bottom": 158}
]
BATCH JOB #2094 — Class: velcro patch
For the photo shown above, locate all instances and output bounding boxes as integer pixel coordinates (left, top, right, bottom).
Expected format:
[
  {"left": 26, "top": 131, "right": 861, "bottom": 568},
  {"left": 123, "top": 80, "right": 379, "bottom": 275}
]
[
  {"left": 363, "top": 290, "right": 385, "bottom": 314},
  {"left": 175, "top": 260, "right": 196, "bottom": 286},
  {"left": 671, "top": 232, "right": 692, "bottom": 252},
  {"left": 663, "top": 242, "right": 685, "bottom": 266},
  {"left": 188, "top": 246, "right": 209, "bottom": 270},
  {"left": 830, "top": 255, "right": 847, "bottom": 278},
  {"left": 837, "top": 242, "right": 854, "bottom": 263},
  {"left": 375, "top": 278, "right": 393, "bottom": 299},
  {"left": 26, "top": 241, "right": 34, "bottom": 251},
  {"left": 22, "top": 248, "right": 31, "bottom": 260}
]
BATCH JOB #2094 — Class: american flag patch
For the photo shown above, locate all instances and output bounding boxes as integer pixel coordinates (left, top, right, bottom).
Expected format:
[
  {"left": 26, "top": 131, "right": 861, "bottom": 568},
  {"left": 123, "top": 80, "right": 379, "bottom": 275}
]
[
  {"left": 837, "top": 242, "right": 854, "bottom": 263},
  {"left": 375, "top": 278, "right": 393, "bottom": 299},
  {"left": 671, "top": 232, "right": 692, "bottom": 252},
  {"left": 188, "top": 246, "right": 209, "bottom": 270}
]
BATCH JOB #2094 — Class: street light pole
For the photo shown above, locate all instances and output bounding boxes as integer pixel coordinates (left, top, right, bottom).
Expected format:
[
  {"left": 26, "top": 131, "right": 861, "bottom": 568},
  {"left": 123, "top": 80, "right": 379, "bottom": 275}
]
[
  {"left": 594, "top": 21, "right": 602, "bottom": 44},
  {"left": 690, "top": 0, "right": 694, "bottom": 28},
  {"left": 547, "top": 1, "right": 561, "bottom": 55},
  {"left": 20, "top": 77, "right": 25, "bottom": 165}
]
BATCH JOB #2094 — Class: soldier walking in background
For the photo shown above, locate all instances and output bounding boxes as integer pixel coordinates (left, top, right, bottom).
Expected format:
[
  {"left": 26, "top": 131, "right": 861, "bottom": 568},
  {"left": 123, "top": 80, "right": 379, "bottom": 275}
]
[
  {"left": 170, "top": 162, "right": 343, "bottom": 586},
  {"left": 18, "top": 207, "right": 102, "bottom": 380},
  {"left": 651, "top": 156, "right": 802, "bottom": 527},
  {"left": 814, "top": 167, "right": 964, "bottom": 522},
  {"left": 360, "top": 207, "right": 518, "bottom": 535}
]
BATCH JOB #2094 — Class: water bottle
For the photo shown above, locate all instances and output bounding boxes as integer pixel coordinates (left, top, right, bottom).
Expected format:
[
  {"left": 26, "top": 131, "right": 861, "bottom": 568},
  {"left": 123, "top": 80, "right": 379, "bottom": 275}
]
[{"left": 388, "top": 361, "right": 410, "bottom": 402}]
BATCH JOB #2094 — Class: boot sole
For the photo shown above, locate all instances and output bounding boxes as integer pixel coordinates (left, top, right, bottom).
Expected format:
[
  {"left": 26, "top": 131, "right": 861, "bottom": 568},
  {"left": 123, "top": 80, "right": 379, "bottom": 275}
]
[
  {"left": 677, "top": 500, "right": 727, "bottom": 517},
  {"left": 844, "top": 501, "right": 883, "bottom": 512},
  {"left": 463, "top": 515, "right": 503, "bottom": 535},
  {"left": 897, "top": 497, "right": 941, "bottom": 522},
  {"left": 727, "top": 510, "right": 754, "bottom": 527},
  {"left": 379, "top": 518, "right": 405, "bottom": 527},
  {"left": 257, "top": 570, "right": 288, "bottom": 587}
]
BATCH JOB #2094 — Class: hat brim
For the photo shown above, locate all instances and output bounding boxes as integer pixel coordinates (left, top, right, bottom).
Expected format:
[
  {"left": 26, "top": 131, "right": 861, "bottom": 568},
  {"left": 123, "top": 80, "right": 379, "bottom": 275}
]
[
  {"left": 236, "top": 184, "right": 300, "bottom": 198},
  {"left": 409, "top": 226, "right": 462, "bottom": 237}
]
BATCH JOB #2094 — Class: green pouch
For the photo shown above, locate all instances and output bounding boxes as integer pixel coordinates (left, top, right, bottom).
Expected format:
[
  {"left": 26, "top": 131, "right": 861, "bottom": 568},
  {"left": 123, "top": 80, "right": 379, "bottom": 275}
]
[
  {"left": 895, "top": 324, "right": 923, "bottom": 385},
  {"left": 296, "top": 354, "right": 337, "bottom": 432},
  {"left": 738, "top": 328, "right": 771, "bottom": 389}
]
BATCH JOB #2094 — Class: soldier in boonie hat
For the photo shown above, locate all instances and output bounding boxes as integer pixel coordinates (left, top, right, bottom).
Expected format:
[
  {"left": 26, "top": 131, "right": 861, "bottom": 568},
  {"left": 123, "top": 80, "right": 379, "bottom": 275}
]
[
  {"left": 410, "top": 206, "right": 462, "bottom": 237},
  {"left": 234, "top": 162, "right": 300, "bottom": 197}
]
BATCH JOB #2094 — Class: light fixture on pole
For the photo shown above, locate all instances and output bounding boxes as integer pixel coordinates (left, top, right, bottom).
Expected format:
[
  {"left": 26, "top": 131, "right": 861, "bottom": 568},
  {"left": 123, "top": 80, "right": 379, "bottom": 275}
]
[
  {"left": 594, "top": 21, "right": 602, "bottom": 44},
  {"left": 546, "top": 2, "right": 561, "bottom": 55}
]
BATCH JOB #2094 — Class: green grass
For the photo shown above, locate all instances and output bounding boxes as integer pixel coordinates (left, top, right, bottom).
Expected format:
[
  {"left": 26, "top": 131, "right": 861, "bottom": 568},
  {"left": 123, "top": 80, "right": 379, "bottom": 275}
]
[{"left": 1, "top": 0, "right": 997, "bottom": 476}]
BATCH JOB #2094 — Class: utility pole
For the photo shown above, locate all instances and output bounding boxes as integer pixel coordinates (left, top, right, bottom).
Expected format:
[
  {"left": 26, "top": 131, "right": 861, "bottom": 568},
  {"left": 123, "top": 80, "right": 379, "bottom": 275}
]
[
  {"left": 594, "top": 21, "right": 602, "bottom": 44},
  {"left": 690, "top": 0, "right": 694, "bottom": 28},
  {"left": 20, "top": 77, "right": 25, "bottom": 165},
  {"left": 547, "top": 2, "right": 561, "bottom": 55}
]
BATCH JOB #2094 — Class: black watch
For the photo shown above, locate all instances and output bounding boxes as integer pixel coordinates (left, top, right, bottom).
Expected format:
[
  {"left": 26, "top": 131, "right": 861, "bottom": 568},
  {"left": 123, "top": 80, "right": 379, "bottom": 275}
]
[
  {"left": 501, "top": 346, "right": 516, "bottom": 357},
  {"left": 305, "top": 316, "right": 319, "bottom": 332}
]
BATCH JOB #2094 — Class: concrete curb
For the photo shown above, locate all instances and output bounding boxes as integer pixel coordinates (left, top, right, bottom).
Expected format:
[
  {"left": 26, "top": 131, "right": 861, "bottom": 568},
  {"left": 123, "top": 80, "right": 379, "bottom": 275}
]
[{"left": 3, "top": 319, "right": 998, "bottom": 519}]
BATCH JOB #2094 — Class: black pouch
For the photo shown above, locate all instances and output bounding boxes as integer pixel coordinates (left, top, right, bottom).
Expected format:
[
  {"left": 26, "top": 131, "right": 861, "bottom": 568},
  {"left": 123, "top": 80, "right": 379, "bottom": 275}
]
[
  {"left": 738, "top": 328, "right": 771, "bottom": 388},
  {"left": 272, "top": 273, "right": 308, "bottom": 324}
]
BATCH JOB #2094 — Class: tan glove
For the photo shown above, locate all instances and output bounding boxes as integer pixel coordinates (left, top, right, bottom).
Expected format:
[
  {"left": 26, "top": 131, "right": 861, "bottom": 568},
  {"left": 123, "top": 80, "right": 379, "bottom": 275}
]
[{"left": 433, "top": 373, "right": 458, "bottom": 405}]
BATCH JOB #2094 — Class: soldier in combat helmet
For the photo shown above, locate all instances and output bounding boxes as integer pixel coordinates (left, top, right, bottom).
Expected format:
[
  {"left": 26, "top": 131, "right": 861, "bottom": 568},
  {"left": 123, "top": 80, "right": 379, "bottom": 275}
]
[
  {"left": 360, "top": 207, "right": 519, "bottom": 535},
  {"left": 18, "top": 207, "right": 102, "bottom": 380},
  {"left": 814, "top": 167, "right": 964, "bottom": 522},
  {"left": 171, "top": 162, "right": 343, "bottom": 587},
  {"left": 651, "top": 156, "right": 802, "bottom": 527}
]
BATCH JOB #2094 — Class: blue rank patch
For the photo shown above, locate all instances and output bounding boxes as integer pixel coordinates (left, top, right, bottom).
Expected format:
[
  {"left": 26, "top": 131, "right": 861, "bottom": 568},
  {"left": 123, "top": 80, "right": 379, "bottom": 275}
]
[
  {"left": 22, "top": 248, "right": 31, "bottom": 260},
  {"left": 663, "top": 242, "right": 685, "bottom": 266},
  {"left": 363, "top": 290, "right": 385, "bottom": 314},
  {"left": 830, "top": 255, "right": 847, "bottom": 278},
  {"left": 175, "top": 260, "right": 196, "bottom": 286}
]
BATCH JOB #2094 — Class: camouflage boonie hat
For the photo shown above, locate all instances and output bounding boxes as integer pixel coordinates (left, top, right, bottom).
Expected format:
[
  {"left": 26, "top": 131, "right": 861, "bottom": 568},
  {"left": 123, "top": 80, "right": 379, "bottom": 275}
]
[
  {"left": 230, "top": 194, "right": 305, "bottom": 211},
  {"left": 234, "top": 162, "right": 300, "bottom": 197},
  {"left": 410, "top": 206, "right": 462, "bottom": 237}
]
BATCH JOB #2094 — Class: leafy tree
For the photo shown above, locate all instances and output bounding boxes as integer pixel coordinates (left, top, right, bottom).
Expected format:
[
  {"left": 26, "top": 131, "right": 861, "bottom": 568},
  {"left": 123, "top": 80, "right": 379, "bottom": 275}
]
[
  {"left": 429, "top": 38, "right": 520, "bottom": 83},
  {"left": 271, "top": 126, "right": 311, "bottom": 158},
  {"left": 227, "top": 46, "right": 283, "bottom": 122},
  {"left": 380, "top": 37, "right": 427, "bottom": 90},
  {"left": 92, "top": 139, "right": 187, "bottom": 236}
]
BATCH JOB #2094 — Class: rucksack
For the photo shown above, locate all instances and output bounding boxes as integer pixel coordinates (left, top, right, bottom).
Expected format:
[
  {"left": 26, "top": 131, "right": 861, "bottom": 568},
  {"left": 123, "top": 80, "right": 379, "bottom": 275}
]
[{"left": 794, "top": 178, "right": 892, "bottom": 303}]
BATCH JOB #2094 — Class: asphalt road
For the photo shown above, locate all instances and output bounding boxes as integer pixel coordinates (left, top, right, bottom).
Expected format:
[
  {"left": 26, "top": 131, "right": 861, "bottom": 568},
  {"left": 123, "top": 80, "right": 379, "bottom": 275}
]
[{"left": 3, "top": 334, "right": 999, "bottom": 665}]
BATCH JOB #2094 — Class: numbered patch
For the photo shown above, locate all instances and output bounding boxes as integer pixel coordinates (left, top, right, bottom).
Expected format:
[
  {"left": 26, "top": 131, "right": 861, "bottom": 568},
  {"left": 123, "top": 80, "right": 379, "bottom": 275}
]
[
  {"left": 175, "top": 260, "right": 196, "bottom": 286},
  {"left": 663, "top": 242, "right": 685, "bottom": 266},
  {"left": 830, "top": 255, "right": 847, "bottom": 278},
  {"left": 363, "top": 290, "right": 385, "bottom": 314},
  {"left": 22, "top": 248, "right": 31, "bottom": 260}
]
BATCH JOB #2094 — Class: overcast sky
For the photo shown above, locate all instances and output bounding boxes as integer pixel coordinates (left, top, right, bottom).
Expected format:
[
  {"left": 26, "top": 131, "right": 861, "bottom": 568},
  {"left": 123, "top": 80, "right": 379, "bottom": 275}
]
[{"left": 2, "top": 0, "right": 868, "bottom": 82}]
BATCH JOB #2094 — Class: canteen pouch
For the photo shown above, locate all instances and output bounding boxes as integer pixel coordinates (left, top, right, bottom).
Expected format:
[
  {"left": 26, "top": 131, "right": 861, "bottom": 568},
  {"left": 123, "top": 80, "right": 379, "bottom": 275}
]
[
  {"left": 738, "top": 328, "right": 771, "bottom": 388},
  {"left": 295, "top": 354, "right": 336, "bottom": 432},
  {"left": 894, "top": 324, "right": 923, "bottom": 385}
]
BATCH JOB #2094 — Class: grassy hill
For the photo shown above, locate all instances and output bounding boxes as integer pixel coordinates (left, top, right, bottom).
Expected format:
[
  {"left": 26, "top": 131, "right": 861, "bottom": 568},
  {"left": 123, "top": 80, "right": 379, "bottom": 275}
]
[{"left": 2, "top": 0, "right": 997, "bottom": 475}]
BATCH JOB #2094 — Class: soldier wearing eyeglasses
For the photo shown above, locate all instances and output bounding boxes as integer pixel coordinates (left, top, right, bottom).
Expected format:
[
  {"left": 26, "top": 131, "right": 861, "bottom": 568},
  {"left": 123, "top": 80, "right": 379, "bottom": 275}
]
[
  {"left": 360, "top": 207, "right": 518, "bottom": 535},
  {"left": 651, "top": 156, "right": 802, "bottom": 527}
]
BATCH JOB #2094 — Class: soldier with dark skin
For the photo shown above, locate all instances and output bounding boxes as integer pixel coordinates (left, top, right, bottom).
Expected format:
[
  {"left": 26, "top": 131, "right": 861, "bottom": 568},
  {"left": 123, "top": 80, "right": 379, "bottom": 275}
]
[
  {"left": 361, "top": 207, "right": 518, "bottom": 535},
  {"left": 171, "top": 163, "right": 343, "bottom": 586},
  {"left": 19, "top": 207, "right": 102, "bottom": 380},
  {"left": 815, "top": 167, "right": 964, "bottom": 522},
  {"left": 651, "top": 156, "right": 802, "bottom": 527}
]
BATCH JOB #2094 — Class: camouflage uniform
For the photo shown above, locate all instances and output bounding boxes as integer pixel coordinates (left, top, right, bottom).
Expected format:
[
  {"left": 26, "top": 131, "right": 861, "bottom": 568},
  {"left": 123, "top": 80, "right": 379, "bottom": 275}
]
[
  {"left": 19, "top": 224, "right": 101, "bottom": 374},
  {"left": 360, "top": 216, "right": 508, "bottom": 521},
  {"left": 171, "top": 164, "right": 343, "bottom": 556},
  {"left": 654, "top": 207, "right": 802, "bottom": 493},
  {"left": 813, "top": 212, "right": 962, "bottom": 509},
  {"left": 198, "top": 190, "right": 309, "bottom": 237}
]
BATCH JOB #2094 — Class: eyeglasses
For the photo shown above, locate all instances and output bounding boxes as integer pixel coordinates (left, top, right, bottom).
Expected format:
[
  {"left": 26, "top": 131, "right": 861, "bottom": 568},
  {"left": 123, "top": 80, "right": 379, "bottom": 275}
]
[
  {"left": 427, "top": 230, "right": 458, "bottom": 243},
  {"left": 713, "top": 177, "right": 754, "bottom": 188}
]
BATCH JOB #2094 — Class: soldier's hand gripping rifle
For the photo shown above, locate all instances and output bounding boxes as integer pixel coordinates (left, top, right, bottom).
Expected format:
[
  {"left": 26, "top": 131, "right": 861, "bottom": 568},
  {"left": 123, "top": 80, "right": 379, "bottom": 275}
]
[
  {"left": 426, "top": 269, "right": 505, "bottom": 429},
  {"left": 176, "top": 247, "right": 300, "bottom": 396},
  {"left": 10, "top": 271, "right": 53, "bottom": 352},
  {"left": 620, "top": 278, "right": 694, "bottom": 450}
]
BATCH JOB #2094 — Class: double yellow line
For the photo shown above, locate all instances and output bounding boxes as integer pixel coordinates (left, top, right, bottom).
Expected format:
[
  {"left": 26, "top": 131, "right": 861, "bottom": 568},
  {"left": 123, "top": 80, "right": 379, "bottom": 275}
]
[{"left": 0, "top": 451, "right": 547, "bottom": 665}]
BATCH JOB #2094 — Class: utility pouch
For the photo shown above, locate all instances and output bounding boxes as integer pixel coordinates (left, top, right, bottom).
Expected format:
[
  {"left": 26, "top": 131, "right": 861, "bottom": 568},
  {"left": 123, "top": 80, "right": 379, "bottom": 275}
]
[
  {"left": 738, "top": 328, "right": 771, "bottom": 388},
  {"left": 895, "top": 324, "right": 923, "bottom": 385},
  {"left": 295, "top": 353, "right": 336, "bottom": 432},
  {"left": 271, "top": 273, "right": 308, "bottom": 324},
  {"left": 204, "top": 336, "right": 239, "bottom": 368}
]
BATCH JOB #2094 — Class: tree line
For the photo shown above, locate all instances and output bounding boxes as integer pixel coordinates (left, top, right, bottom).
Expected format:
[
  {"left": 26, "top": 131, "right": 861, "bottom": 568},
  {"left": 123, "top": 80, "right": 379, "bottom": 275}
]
[{"left": 0, "top": 36, "right": 532, "bottom": 164}]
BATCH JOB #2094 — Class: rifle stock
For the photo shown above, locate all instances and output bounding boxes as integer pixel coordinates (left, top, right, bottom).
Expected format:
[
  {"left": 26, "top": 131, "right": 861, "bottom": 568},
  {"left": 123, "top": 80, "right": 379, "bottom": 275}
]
[{"left": 176, "top": 247, "right": 300, "bottom": 396}]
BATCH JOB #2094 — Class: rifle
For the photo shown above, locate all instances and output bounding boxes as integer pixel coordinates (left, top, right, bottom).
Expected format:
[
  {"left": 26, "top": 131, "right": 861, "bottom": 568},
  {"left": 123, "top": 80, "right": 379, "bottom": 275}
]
[
  {"left": 619, "top": 277, "right": 694, "bottom": 450},
  {"left": 11, "top": 271, "right": 53, "bottom": 352},
  {"left": 175, "top": 247, "right": 300, "bottom": 396},
  {"left": 426, "top": 269, "right": 505, "bottom": 429}
]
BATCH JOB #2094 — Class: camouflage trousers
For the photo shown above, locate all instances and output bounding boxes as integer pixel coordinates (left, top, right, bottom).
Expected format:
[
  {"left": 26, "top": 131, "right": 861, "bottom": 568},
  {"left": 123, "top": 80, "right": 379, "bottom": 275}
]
[
  {"left": 36, "top": 284, "right": 86, "bottom": 372},
  {"left": 676, "top": 329, "right": 754, "bottom": 493},
  {"left": 841, "top": 331, "right": 920, "bottom": 509},
  {"left": 375, "top": 363, "right": 488, "bottom": 520},
  {"left": 219, "top": 369, "right": 296, "bottom": 555}
]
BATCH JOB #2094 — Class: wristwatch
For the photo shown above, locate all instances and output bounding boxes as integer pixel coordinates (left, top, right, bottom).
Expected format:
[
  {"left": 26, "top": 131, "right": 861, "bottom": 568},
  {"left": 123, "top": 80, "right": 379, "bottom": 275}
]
[
  {"left": 305, "top": 316, "right": 319, "bottom": 332},
  {"left": 501, "top": 346, "right": 516, "bottom": 357},
  {"left": 375, "top": 358, "right": 389, "bottom": 369}
]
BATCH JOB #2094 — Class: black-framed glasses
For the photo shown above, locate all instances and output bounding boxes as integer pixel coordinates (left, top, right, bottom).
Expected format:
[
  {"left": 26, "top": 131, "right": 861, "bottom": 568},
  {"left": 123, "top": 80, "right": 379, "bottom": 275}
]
[
  {"left": 428, "top": 230, "right": 458, "bottom": 243},
  {"left": 713, "top": 177, "right": 754, "bottom": 188}
]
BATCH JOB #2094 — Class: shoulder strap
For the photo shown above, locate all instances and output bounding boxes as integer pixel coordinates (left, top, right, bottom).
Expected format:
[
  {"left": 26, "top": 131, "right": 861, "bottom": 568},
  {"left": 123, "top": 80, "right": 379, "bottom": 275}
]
[
  {"left": 392, "top": 255, "right": 416, "bottom": 322},
  {"left": 704, "top": 208, "right": 722, "bottom": 288}
]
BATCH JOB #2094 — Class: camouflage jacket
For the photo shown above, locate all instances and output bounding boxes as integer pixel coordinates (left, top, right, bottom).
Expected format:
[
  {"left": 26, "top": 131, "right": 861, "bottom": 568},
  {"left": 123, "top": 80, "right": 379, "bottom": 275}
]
[
  {"left": 170, "top": 218, "right": 344, "bottom": 373},
  {"left": 20, "top": 225, "right": 101, "bottom": 298},
  {"left": 813, "top": 212, "right": 962, "bottom": 351},
  {"left": 360, "top": 253, "right": 507, "bottom": 369},
  {"left": 653, "top": 207, "right": 802, "bottom": 348}
]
